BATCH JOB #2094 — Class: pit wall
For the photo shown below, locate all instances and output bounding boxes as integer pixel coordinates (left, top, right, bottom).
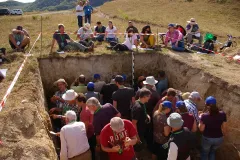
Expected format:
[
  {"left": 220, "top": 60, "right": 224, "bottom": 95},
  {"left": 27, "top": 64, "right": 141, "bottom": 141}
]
[
  {"left": 38, "top": 53, "right": 240, "bottom": 159},
  {"left": 0, "top": 59, "right": 57, "bottom": 160}
]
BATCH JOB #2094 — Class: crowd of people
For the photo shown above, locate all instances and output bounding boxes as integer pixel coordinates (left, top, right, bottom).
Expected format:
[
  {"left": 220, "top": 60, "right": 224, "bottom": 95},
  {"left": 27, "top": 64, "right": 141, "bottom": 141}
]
[
  {"left": 49, "top": 72, "right": 227, "bottom": 160},
  {"left": 6, "top": 0, "right": 206, "bottom": 54}
]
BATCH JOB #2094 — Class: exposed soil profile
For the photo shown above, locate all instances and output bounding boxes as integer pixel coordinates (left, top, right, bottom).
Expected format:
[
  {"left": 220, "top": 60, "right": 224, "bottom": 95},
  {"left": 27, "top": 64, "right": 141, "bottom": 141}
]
[{"left": 0, "top": 53, "right": 239, "bottom": 160}]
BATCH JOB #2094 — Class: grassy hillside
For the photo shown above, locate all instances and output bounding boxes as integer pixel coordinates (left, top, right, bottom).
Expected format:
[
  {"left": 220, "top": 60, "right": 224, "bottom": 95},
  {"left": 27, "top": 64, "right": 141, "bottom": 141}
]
[
  {"left": 25, "top": 0, "right": 109, "bottom": 11},
  {"left": 0, "top": 1, "right": 30, "bottom": 10},
  {"left": 100, "top": 0, "right": 240, "bottom": 37}
]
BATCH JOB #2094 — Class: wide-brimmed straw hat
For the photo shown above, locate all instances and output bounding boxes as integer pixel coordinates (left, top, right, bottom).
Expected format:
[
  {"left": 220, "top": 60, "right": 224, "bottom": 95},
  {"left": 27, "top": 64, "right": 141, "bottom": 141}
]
[
  {"left": 62, "top": 89, "right": 78, "bottom": 101},
  {"left": 54, "top": 78, "right": 68, "bottom": 86},
  {"left": 187, "top": 18, "right": 196, "bottom": 24}
]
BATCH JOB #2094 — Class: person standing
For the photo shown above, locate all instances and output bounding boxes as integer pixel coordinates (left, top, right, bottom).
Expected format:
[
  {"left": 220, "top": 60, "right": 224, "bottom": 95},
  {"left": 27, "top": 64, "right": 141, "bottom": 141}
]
[
  {"left": 112, "top": 75, "right": 135, "bottom": 120},
  {"left": 76, "top": 1, "right": 84, "bottom": 28},
  {"left": 184, "top": 91, "right": 202, "bottom": 124},
  {"left": 131, "top": 88, "right": 152, "bottom": 156},
  {"left": 156, "top": 70, "right": 168, "bottom": 96},
  {"left": 199, "top": 96, "right": 227, "bottom": 160},
  {"left": 93, "top": 74, "right": 106, "bottom": 93},
  {"left": 86, "top": 97, "right": 121, "bottom": 160},
  {"left": 100, "top": 77, "right": 118, "bottom": 105},
  {"left": 76, "top": 94, "right": 96, "bottom": 160},
  {"left": 71, "top": 74, "right": 87, "bottom": 94},
  {"left": 83, "top": 1, "right": 94, "bottom": 24},
  {"left": 152, "top": 101, "right": 172, "bottom": 160},
  {"left": 176, "top": 101, "right": 197, "bottom": 132},
  {"left": 60, "top": 110, "right": 91, "bottom": 160},
  {"left": 85, "top": 82, "right": 100, "bottom": 100},
  {"left": 167, "top": 113, "right": 197, "bottom": 160},
  {"left": 100, "top": 117, "right": 138, "bottom": 160}
]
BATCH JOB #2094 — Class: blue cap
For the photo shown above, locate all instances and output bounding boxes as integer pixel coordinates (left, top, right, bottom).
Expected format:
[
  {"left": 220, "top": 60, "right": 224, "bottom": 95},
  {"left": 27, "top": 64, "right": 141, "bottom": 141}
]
[
  {"left": 168, "top": 23, "right": 175, "bottom": 28},
  {"left": 87, "top": 82, "right": 94, "bottom": 88},
  {"left": 176, "top": 101, "right": 185, "bottom": 108},
  {"left": 122, "top": 74, "right": 127, "bottom": 81},
  {"left": 162, "top": 101, "right": 172, "bottom": 108},
  {"left": 94, "top": 74, "right": 100, "bottom": 79},
  {"left": 205, "top": 96, "right": 216, "bottom": 105}
]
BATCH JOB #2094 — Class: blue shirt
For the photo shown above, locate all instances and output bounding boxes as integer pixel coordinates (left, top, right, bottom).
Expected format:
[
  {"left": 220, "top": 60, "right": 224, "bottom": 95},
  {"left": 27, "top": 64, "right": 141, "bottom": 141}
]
[
  {"left": 83, "top": 5, "right": 93, "bottom": 15},
  {"left": 156, "top": 78, "right": 168, "bottom": 95}
]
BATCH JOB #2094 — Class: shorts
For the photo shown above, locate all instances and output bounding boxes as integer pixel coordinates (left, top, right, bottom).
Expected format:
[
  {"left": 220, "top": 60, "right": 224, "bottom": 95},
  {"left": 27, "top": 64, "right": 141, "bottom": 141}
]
[{"left": 9, "top": 40, "right": 26, "bottom": 49}]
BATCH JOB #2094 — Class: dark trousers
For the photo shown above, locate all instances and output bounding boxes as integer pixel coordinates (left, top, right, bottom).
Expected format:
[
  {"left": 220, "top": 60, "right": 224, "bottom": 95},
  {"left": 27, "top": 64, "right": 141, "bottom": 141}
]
[
  {"left": 85, "top": 14, "right": 91, "bottom": 24},
  {"left": 88, "top": 135, "right": 96, "bottom": 160},
  {"left": 77, "top": 16, "right": 83, "bottom": 28},
  {"left": 110, "top": 42, "right": 129, "bottom": 51},
  {"left": 95, "top": 35, "right": 105, "bottom": 42},
  {"left": 152, "top": 142, "right": 169, "bottom": 160},
  {"left": 80, "top": 40, "right": 93, "bottom": 47}
]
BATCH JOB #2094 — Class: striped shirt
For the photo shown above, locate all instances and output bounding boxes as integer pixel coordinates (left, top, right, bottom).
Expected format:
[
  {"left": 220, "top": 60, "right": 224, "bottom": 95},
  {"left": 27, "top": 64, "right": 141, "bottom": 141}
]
[{"left": 184, "top": 99, "right": 199, "bottom": 124}]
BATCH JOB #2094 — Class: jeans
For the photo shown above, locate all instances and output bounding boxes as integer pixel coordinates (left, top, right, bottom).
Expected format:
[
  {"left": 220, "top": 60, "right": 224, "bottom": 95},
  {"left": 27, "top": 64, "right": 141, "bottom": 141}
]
[
  {"left": 172, "top": 40, "right": 185, "bottom": 52},
  {"left": 201, "top": 136, "right": 223, "bottom": 160},
  {"left": 106, "top": 37, "right": 117, "bottom": 43},
  {"left": 77, "top": 16, "right": 83, "bottom": 28},
  {"left": 85, "top": 14, "right": 91, "bottom": 24},
  {"left": 64, "top": 42, "right": 88, "bottom": 52},
  {"left": 95, "top": 34, "right": 105, "bottom": 42}
]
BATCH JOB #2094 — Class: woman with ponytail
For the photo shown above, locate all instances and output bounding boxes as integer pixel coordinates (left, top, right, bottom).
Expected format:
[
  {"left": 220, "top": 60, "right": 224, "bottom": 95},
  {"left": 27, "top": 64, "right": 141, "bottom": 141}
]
[
  {"left": 199, "top": 96, "right": 227, "bottom": 160},
  {"left": 152, "top": 101, "right": 172, "bottom": 160}
]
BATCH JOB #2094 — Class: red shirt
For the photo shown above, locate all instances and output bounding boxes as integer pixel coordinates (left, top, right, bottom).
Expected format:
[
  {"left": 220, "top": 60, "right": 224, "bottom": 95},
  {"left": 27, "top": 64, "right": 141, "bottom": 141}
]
[
  {"left": 80, "top": 106, "right": 94, "bottom": 138},
  {"left": 100, "top": 120, "right": 137, "bottom": 160}
]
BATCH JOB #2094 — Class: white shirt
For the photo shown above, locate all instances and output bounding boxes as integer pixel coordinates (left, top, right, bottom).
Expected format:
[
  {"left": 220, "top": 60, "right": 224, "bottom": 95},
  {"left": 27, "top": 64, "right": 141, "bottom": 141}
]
[
  {"left": 60, "top": 121, "right": 89, "bottom": 160},
  {"left": 167, "top": 142, "right": 190, "bottom": 160},
  {"left": 123, "top": 34, "right": 137, "bottom": 50},
  {"left": 106, "top": 26, "right": 117, "bottom": 38},
  {"left": 77, "top": 27, "right": 93, "bottom": 41},
  {"left": 76, "top": 5, "right": 84, "bottom": 16}
]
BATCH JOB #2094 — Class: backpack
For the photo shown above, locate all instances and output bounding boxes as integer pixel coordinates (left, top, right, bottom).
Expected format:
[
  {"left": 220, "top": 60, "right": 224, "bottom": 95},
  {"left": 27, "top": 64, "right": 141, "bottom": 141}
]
[{"left": 176, "top": 25, "right": 187, "bottom": 36}]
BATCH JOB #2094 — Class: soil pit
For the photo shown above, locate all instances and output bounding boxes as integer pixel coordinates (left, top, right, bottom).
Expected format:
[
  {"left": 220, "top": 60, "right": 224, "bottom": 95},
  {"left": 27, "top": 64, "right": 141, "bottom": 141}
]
[{"left": 38, "top": 53, "right": 240, "bottom": 160}]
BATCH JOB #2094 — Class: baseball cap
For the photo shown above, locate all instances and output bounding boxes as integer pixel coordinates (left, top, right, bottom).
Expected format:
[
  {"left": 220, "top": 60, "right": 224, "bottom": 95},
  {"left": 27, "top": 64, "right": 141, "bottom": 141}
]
[
  {"left": 87, "top": 82, "right": 94, "bottom": 88},
  {"left": 168, "top": 23, "right": 175, "bottom": 28},
  {"left": 162, "top": 101, "right": 172, "bottom": 109},
  {"left": 115, "top": 75, "right": 124, "bottom": 83},
  {"left": 176, "top": 101, "right": 185, "bottom": 108},
  {"left": 167, "top": 113, "right": 184, "bottom": 128},
  {"left": 205, "top": 96, "right": 216, "bottom": 105},
  {"left": 94, "top": 74, "right": 100, "bottom": 79}
]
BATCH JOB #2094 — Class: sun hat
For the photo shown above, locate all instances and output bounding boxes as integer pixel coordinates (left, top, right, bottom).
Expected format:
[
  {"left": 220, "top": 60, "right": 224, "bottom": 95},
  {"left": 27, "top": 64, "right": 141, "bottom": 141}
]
[
  {"left": 110, "top": 117, "right": 125, "bottom": 133},
  {"left": 176, "top": 101, "right": 186, "bottom": 108},
  {"left": 162, "top": 101, "right": 172, "bottom": 109},
  {"left": 54, "top": 78, "right": 68, "bottom": 86},
  {"left": 115, "top": 75, "right": 124, "bottom": 83},
  {"left": 84, "top": 23, "right": 91, "bottom": 29},
  {"left": 62, "top": 89, "right": 78, "bottom": 101},
  {"left": 143, "top": 76, "right": 158, "bottom": 86},
  {"left": 87, "top": 82, "right": 95, "bottom": 89},
  {"left": 189, "top": 91, "right": 201, "bottom": 100},
  {"left": 94, "top": 74, "right": 100, "bottom": 79},
  {"left": 167, "top": 113, "right": 184, "bottom": 128},
  {"left": 205, "top": 96, "right": 217, "bottom": 105},
  {"left": 182, "top": 92, "right": 191, "bottom": 100},
  {"left": 187, "top": 18, "right": 196, "bottom": 24}
]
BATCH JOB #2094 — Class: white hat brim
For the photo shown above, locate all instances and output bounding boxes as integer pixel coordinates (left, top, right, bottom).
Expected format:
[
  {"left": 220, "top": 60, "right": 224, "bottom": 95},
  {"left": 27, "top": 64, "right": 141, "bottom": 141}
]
[{"left": 62, "top": 92, "right": 78, "bottom": 101}]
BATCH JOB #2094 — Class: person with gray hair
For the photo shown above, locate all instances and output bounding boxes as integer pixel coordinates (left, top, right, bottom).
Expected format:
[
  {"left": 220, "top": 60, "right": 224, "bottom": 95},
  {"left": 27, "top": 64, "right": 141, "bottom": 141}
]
[
  {"left": 86, "top": 97, "right": 120, "bottom": 159},
  {"left": 167, "top": 113, "right": 196, "bottom": 160},
  {"left": 100, "top": 117, "right": 138, "bottom": 160},
  {"left": 60, "top": 110, "right": 91, "bottom": 160},
  {"left": 184, "top": 91, "right": 202, "bottom": 124}
]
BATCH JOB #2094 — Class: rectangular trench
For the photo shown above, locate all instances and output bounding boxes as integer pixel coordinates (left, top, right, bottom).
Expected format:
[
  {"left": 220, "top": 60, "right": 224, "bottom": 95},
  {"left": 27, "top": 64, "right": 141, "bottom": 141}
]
[{"left": 38, "top": 53, "right": 240, "bottom": 160}]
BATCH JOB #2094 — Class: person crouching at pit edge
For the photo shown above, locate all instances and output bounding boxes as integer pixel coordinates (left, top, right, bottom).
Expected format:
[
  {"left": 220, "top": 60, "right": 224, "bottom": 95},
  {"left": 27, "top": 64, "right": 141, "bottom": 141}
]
[
  {"left": 50, "top": 24, "right": 93, "bottom": 53},
  {"left": 109, "top": 29, "right": 138, "bottom": 51},
  {"left": 100, "top": 117, "right": 138, "bottom": 160},
  {"left": 60, "top": 110, "right": 92, "bottom": 160},
  {"left": 164, "top": 23, "right": 185, "bottom": 52}
]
